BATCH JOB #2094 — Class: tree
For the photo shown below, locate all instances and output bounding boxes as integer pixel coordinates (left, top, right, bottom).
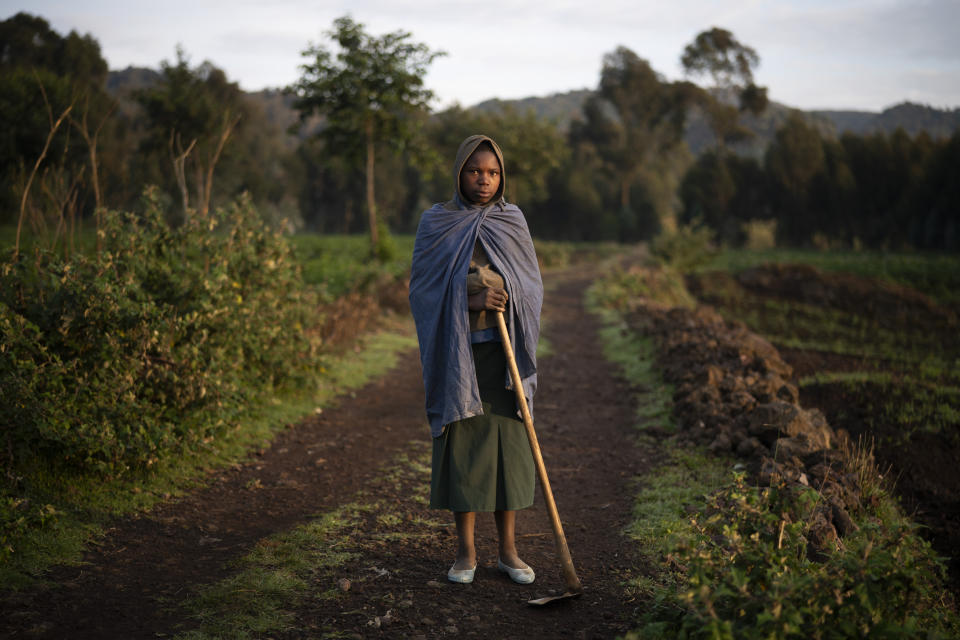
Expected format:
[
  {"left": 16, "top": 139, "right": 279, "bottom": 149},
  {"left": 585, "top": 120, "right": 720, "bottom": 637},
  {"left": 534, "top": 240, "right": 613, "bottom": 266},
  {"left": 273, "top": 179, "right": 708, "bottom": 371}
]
[
  {"left": 765, "top": 113, "right": 826, "bottom": 243},
  {"left": 0, "top": 13, "right": 111, "bottom": 221},
  {"left": 136, "top": 48, "right": 246, "bottom": 219},
  {"left": 572, "top": 47, "right": 696, "bottom": 239},
  {"left": 292, "top": 16, "right": 442, "bottom": 253},
  {"left": 681, "top": 27, "right": 768, "bottom": 150}
]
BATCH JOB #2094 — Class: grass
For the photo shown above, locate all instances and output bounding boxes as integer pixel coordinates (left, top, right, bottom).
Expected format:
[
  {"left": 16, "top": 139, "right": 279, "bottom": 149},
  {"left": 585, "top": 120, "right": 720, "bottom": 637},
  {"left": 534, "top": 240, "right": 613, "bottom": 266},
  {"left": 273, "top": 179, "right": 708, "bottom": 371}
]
[
  {"left": 174, "top": 447, "right": 438, "bottom": 639},
  {"left": 178, "top": 504, "right": 372, "bottom": 639},
  {"left": 288, "top": 233, "right": 415, "bottom": 297},
  {"left": 0, "top": 322, "right": 418, "bottom": 590},
  {"left": 688, "top": 254, "right": 960, "bottom": 456},
  {"left": 700, "top": 248, "right": 960, "bottom": 307},
  {"left": 802, "top": 375, "right": 960, "bottom": 445},
  {"left": 714, "top": 296, "right": 959, "bottom": 375}
]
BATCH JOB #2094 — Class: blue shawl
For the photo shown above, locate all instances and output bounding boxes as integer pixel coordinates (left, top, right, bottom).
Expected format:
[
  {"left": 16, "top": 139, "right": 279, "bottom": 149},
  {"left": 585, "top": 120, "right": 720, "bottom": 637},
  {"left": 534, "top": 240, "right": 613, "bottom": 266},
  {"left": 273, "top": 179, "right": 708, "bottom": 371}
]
[{"left": 409, "top": 136, "right": 543, "bottom": 437}]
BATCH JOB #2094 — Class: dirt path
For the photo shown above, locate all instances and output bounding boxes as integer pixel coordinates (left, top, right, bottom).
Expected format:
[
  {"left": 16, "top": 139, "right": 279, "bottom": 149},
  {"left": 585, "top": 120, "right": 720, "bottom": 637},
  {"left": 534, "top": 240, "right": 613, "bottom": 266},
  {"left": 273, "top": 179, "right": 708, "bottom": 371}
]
[{"left": 1, "top": 268, "right": 654, "bottom": 639}]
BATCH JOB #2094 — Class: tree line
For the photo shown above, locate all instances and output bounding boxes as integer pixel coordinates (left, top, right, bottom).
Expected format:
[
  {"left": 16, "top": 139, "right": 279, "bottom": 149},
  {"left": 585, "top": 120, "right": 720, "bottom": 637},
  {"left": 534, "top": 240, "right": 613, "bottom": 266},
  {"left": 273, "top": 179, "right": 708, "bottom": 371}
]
[
  {"left": 680, "top": 114, "right": 960, "bottom": 251},
  {"left": 2, "top": 12, "right": 957, "bottom": 254}
]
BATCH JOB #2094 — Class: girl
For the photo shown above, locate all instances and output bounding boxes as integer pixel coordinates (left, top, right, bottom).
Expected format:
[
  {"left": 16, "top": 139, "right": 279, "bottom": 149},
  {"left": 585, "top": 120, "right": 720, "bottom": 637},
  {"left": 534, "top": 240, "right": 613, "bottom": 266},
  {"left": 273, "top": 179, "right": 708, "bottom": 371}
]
[{"left": 409, "top": 135, "right": 543, "bottom": 585}]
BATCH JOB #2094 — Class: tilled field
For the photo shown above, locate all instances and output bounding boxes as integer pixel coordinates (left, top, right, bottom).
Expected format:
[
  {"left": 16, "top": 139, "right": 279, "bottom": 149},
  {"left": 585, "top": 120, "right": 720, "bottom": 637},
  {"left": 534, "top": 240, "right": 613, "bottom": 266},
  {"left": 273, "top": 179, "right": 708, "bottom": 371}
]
[{"left": 687, "top": 263, "right": 960, "bottom": 592}]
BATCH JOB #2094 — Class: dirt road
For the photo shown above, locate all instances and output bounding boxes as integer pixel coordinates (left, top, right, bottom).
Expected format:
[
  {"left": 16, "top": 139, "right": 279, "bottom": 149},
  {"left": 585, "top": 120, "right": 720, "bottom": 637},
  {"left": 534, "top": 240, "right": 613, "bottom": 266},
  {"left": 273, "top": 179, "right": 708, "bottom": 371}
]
[{"left": 1, "top": 268, "right": 654, "bottom": 639}]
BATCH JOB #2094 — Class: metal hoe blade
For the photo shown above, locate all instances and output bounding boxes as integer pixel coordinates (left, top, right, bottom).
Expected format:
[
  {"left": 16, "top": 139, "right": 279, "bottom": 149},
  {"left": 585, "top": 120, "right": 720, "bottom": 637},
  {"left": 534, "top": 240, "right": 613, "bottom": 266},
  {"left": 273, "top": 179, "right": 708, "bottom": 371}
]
[{"left": 528, "top": 589, "right": 584, "bottom": 606}]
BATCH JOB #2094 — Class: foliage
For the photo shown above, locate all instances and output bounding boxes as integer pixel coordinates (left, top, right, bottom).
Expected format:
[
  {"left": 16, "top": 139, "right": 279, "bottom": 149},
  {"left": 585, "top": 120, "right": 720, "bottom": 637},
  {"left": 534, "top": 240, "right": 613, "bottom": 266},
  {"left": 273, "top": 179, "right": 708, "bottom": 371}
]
[
  {"left": 0, "top": 190, "right": 321, "bottom": 478},
  {"left": 291, "top": 15, "right": 443, "bottom": 253},
  {"left": 589, "top": 264, "right": 697, "bottom": 312},
  {"left": 288, "top": 233, "right": 414, "bottom": 298},
  {"left": 680, "top": 27, "right": 769, "bottom": 150},
  {"left": 651, "top": 218, "right": 718, "bottom": 272},
  {"left": 683, "top": 114, "right": 960, "bottom": 251},
  {"left": 681, "top": 27, "right": 759, "bottom": 92},
  {"left": 571, "top": 46, "right": 699, "bottom": 235},
  {"left": 741, "top": 219, "right": 777, "bottom": 250},
  {"left": 655, "top": 473, "right": 956, "bottom": 639},
  {"left": 0, "top": 12, "right": 111, "bottom": 222}
]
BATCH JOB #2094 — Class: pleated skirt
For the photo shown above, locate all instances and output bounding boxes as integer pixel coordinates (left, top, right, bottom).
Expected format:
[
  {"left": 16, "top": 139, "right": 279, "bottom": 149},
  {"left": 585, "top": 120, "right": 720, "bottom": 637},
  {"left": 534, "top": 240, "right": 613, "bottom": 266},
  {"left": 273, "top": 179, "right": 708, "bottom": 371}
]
[{"left": 429, "top": 341, "right": 535, "bottom": 512}]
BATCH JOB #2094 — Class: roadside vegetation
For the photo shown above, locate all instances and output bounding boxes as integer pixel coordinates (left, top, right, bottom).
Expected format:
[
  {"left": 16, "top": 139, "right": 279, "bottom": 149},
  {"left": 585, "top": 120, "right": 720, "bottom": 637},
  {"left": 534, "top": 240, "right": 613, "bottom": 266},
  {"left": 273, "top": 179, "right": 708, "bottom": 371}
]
[{"left": 0, "top": 195, "right": 417, "bottom": 588}]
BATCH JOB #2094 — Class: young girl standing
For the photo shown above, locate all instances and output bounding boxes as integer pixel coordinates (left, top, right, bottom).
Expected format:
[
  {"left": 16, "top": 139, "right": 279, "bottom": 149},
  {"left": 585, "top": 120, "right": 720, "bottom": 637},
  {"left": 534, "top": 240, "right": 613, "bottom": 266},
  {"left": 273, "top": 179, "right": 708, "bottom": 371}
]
[{"left": 409, "top": 135, "right": 543, "bottom": 585}]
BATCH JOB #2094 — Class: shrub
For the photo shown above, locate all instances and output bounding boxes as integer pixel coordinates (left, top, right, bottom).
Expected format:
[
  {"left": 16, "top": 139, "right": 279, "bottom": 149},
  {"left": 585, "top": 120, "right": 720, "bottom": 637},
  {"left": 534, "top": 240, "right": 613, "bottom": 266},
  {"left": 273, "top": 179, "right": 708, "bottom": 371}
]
[
  {"left": 0, "top": 189, "right": 322, "bottom": 478},
  {"left": 650, "top": 218, "right": 718, "bottom": 273},
  {"left": 742, "top": 219, "right": 777, "bottom": 250},
  {"left": 661, "top": 472, "right": 955, "bottom": 639},
  {"left": 589, "top": 265, "right": 696, "bottom": 312}
]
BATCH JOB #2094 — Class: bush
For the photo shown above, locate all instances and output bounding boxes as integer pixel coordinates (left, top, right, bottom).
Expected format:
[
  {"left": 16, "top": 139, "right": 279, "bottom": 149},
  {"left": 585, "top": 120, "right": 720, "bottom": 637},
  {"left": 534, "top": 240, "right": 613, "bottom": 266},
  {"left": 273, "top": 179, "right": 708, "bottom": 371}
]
[
  {"left": 589, "top": 265, "right": 696, "bottom": 312},
  {"left": 0, "top": 189, "right": 322, "bottom": 478},
  {"left": 650, "top": 219, "right": 718, "bottom": 273},
  {"left": 650, "top": 472, "right": 956, "bottom": 639}
]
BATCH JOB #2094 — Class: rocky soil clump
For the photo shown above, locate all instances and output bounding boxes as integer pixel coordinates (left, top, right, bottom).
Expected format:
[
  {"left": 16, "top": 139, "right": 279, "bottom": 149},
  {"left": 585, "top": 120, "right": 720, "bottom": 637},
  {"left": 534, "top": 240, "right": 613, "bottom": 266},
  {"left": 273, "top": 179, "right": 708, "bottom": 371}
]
[{"left": 625, "top": 299, "right": 867, "bottom": 555}]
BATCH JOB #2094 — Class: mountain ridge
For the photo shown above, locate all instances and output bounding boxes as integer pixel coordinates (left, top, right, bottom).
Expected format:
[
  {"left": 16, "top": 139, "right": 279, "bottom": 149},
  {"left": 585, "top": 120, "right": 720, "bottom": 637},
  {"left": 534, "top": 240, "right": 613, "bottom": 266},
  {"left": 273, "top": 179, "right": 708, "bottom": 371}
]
[{"left": 106, "top": 67, "right": 960, "bottom": 154}]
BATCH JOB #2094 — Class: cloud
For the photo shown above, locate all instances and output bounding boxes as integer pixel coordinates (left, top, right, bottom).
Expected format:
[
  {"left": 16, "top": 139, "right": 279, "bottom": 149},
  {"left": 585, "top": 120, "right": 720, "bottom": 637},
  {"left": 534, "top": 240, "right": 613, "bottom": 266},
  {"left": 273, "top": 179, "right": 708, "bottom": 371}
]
[{"left": 7, "top": 0, "right": 959, "bottom": 110}]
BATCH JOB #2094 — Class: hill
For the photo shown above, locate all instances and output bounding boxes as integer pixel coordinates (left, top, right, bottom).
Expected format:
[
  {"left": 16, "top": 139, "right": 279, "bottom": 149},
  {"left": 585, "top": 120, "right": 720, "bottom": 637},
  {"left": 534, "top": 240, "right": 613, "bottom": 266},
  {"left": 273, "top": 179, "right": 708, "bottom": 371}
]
[
  {"left": 814, "top": 102, "right": 960, "bottom": 138},
  {"left": 106, "top": 68, "right": 959, "bottom": 156},
  {"left": 472, "top": 89, "right": 959, "bottom": 155}
]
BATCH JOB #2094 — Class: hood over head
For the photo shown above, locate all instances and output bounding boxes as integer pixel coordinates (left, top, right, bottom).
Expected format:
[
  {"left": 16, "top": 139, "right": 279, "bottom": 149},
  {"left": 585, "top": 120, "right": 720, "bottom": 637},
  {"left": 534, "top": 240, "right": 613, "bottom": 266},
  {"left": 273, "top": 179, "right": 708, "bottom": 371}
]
[{"left": 453, "top": 134, "right": 506, "bottom": 205}]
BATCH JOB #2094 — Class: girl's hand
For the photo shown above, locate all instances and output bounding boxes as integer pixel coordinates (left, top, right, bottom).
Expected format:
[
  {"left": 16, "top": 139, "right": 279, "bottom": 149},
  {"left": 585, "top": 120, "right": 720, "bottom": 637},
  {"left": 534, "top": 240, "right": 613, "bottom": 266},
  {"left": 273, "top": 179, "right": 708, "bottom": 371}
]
[{"left": 468, "top": 287, "right": 508, "bottom": 312}]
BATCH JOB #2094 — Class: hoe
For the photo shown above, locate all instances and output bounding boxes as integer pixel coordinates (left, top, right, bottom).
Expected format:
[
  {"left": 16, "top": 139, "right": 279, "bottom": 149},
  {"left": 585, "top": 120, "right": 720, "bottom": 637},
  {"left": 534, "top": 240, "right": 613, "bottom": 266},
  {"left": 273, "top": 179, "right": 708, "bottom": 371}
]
[{"left": 496, "top": 311, "right": 584, "bottom": 606}]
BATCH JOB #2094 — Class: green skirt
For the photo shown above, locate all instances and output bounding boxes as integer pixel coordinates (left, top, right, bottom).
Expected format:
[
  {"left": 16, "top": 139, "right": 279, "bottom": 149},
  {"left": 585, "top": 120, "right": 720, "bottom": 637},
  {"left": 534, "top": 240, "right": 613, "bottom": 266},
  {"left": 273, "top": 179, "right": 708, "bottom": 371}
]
[{"left": 430, "top": 341, "right": 535, "bottom": 512}]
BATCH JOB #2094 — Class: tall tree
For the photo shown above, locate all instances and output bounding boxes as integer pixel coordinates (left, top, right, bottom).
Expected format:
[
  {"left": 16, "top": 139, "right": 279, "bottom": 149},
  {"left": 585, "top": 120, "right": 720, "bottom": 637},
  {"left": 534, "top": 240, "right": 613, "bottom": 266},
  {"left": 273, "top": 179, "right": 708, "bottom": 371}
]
[
  {"left": 681, "top": 27, "right": 768, "bottom": 150},
  {"left": 0, "top": 12, "right": 111, "bottom": 221},
  {"left": 572, "top": 47, "right": 696, "bottom": 237},
  {"left": 291, "top": 16, "right": 442, "bottom": 253},
  {"left": 765, "top": 113, "right": 826, "bottom": 243},
  {"left": 136, "top": 48, "right": 246, "bottom": 218}
]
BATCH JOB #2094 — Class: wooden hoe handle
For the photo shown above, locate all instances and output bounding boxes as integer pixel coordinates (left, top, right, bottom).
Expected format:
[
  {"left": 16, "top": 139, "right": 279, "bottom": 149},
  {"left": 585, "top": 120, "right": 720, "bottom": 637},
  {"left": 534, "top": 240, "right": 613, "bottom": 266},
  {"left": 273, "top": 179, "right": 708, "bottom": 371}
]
[{"left": 495, "top": 311, "right": 583, "bottom": 595}]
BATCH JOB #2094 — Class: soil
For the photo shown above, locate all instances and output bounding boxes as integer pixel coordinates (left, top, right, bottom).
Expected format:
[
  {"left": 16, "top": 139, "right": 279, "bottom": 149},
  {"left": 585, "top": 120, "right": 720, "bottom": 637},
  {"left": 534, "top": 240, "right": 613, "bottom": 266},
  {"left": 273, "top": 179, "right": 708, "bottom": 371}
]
[
  {"left": 0, "top": 267, "right": 654, "bottom": 639},
  {"left": 799, "top": 381, "right": 960, "bottom": 593},
  {"left": 689, "top": 264, "right": 960, "bottom": 596}
]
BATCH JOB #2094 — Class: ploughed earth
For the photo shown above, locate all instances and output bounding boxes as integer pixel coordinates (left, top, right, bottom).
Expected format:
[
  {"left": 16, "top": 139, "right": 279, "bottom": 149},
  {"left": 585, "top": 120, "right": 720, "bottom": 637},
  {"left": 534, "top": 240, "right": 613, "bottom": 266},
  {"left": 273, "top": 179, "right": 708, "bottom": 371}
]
[
  {"left": 0, "top": 267, "right": 656, "bottom": 639},
  {"left": 687, "top": 263, "right": 960, "bottom": 594}
]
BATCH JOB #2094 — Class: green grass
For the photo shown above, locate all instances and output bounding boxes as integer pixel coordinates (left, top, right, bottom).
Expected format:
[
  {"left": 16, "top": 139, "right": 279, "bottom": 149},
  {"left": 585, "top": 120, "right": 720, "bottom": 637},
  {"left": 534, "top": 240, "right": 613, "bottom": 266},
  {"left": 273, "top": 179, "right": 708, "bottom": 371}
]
[
  {"left": 802, "top": 374, "right": 960, "bottom": 445},
  {"left": 288, "top": 233, "right": 415, "bottom": 297},
  {"left": 701, "top": 248, "right": 960, "bottom": 307},
  {"left": 624, "top": 450, "right": 732, "bottom": 604},
  {"left": 0, "top": 325, "right": 418, "bottom": 590},
  {"left": 715, "top": 297, "right": 958, "bottom": 375},
  {"left": 178, "top": 504, "right": 372, "bottom": 639},
  {"left": 175, "top": 448, "right": 438, "bottom": 639}
]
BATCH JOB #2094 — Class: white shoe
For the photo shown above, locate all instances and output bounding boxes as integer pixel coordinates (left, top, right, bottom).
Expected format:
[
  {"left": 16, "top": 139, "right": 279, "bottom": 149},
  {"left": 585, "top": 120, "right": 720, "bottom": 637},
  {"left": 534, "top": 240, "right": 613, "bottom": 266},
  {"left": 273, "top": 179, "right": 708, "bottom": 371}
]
[
  {"left": 447, "top": 563, "right": 477, "bottom": 584},
  {"left": 497, "top": 558, "right": 535, "bottom": 584}
]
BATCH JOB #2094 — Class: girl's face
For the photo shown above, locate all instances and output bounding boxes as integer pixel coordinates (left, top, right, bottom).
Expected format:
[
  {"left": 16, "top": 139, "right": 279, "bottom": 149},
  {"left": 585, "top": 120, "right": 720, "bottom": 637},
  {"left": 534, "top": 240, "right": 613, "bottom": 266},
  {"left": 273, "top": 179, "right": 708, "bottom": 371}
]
[{"left": 459, "top": 148, "right": 501, "bottom": 205}]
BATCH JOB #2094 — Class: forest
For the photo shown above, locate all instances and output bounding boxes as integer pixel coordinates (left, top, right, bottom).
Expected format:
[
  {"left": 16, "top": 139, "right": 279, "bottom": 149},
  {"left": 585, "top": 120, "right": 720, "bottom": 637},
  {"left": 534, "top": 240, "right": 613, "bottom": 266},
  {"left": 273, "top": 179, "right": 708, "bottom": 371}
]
[{"left": 2, "top": 11, "right": 958, "bottom": 252}]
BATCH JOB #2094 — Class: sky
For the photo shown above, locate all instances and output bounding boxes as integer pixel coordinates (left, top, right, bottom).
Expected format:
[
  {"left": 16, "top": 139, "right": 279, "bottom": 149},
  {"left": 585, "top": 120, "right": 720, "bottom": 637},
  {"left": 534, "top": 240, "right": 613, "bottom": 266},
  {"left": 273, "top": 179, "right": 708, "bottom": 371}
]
[{"left": 4, "top": 0, "right": 959, "bottom": 113}]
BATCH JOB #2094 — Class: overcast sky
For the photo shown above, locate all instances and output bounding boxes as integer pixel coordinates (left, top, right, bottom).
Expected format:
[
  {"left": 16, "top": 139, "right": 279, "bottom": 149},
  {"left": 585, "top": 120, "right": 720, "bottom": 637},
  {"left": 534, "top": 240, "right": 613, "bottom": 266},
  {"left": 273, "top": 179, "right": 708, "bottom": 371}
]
[{"left": 5, "top": 0, "right": 959, "bottom": 112}]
